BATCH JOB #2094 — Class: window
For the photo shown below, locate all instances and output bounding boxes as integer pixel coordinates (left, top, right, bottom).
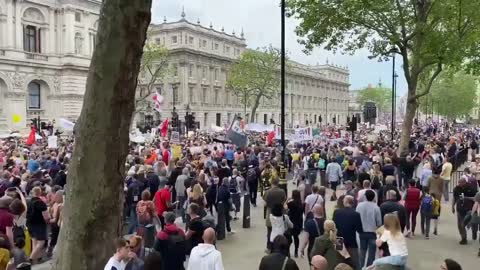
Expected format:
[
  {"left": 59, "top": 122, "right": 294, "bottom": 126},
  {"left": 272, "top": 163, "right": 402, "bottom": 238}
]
[
  {"left": 173, "top": 64, "right": 178, "bottom": 76},
  {"left": 23, "top": 25, "right": 40, "bottom": 53},
  {"left": 74, "top": 32, "right": 83, "bottom": 54},
  {"left": 189, "top": 87, "right": 194, "bottom": 103},
  {"left": 28, "top": 82, "right": 41, "bottom": 109},
  {"left": 225, "top": 91, "right": 230, "bottom": 105},
  {"left": 75, "top": 12, "right": 81, "bottom": 22},
  {"left": 90, "top": 33, "right": 97, "bottom": 55},
  {"left": 189, "top": 36, "right": 194, "bottom": 44},
  {"left": 204, "top": 113, "right": 208, "bottom": 128},
  {"left": 202, "top": 40, "right": 207, "bottom": 48},
  {"left": 214, "top": 43, "right": 219, "bottom": 50},
  {"left": 214, "top": 69, "right": 219, "bottom": 81},
  {"left": 189, "top": 64, "right": 194, "bottom": 77},
  {"left": 171, "top": 36, "right": 178, "bottom": 44},
  {"left": 214, "top": 89, "right": 219, "bottom": 104},
  {"left": 155, "top": 38, "right": 161, "bottom": 45},
  {"left": 202, "top": 88, "right": 207, "bottom": 103},
  {"left": 225, "top": 46, "right": 230, "bottom": 53},
  {"left": 202, "top": 66, "right": 207, "bottom": 79},
  {"left": 156, "top": 87, "right": 162, "bottom": 95}
]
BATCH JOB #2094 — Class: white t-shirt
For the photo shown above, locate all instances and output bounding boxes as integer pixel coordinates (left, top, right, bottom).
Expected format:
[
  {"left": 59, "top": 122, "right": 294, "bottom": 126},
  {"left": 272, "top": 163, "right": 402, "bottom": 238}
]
[
  {"left": 304, "top": 193, "right": 323, "bottom": 213},
  {"left": 380, "top": 230, "right": 408, "bottom": 256},
  {"left": 104, "top": 256, "right": 126, "bottom": 270}
]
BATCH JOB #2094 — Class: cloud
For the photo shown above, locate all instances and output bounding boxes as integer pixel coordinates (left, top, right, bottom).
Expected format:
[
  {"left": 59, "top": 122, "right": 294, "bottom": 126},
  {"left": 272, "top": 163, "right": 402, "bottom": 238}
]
[{"left": 152, "top": 0, "right": 407, "bottom": 95}]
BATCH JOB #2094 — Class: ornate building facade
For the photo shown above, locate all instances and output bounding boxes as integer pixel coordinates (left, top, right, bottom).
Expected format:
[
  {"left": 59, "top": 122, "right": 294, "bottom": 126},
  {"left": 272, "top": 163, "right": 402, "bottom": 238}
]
[
  {"left": 139, "top": 11, "right": 350, "bottom": 130},
  {"left": 0, "top": 4, "right": 350, "bottom": 133},
  {"left": 0, "top": 0, "right": 101, "bottom": 133}
]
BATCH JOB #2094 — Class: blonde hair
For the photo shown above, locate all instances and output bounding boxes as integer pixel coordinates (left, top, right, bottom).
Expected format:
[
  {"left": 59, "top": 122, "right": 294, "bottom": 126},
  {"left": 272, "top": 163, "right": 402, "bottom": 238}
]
[
  {"left": 384, "top": 214, "right": 401, "bottom": 237},
  {"left": 192, "top": 184, "right": 203, "bottom": 200},
  {"left": 323, "top": 220, "right": 337, "bottom": 242}
]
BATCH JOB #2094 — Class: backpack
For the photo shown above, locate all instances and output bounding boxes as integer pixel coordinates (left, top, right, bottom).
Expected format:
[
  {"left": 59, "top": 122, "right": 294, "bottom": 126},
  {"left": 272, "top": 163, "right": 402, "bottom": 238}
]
[
  {"left": 307, "top": 157, "right": 316, "bottom": 169},
  {"left": 0, "top": 180, "right": 9, "bottom": 197},
  {"left": 421, "top": 195, "right": 433, "bottom": 214},
  {"left": 229, "top": 177, "right": 238, "bottom": 194},
  {"left": 318, "top": 158, "right": 326, "bottom": 170},
  {"left": 371, "top": 175, "right": 382, "bottom": 190},
  {"left": 166, "top": 232, "right": 186, "bottom": 262},
  {"left": 136, "top": 201, "right": 152, "bottom": 225},
  {"left": 12, "top": 222, "right": 26, "bottom": 244},
  {"left": 247, "top": 168, "right": 257, "bottom": 183},
  {"left": 127, "top": 180, "right": 141, "bottom": 204}
]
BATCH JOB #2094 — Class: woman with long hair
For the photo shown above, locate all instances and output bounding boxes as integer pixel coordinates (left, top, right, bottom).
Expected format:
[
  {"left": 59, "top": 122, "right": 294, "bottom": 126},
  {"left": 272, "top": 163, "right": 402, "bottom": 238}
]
[
  {"left": 310, "top": 220, "right": 348, "bottom": 270},
  {"left": 369, "top": 214, "right": 408, "bottom": 269},
  {"left": 287, "top": 190, "right": 304, "bottom": 257}
]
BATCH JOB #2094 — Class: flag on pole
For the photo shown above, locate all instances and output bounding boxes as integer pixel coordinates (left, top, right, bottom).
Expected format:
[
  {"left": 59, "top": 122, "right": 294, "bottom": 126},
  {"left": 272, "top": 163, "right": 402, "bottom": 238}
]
[
  {"left": 227, "top": 116, "right": 249, "bottom": 148},
  {"left": 266, "top": 130, "right": 275, "bottom": 146},
  {"left": 160, "top": 118, "right": 169, "bottom": 137},
  {"left": 26, "top": 127, "right": 36, "bottom": 146},
  {"left": 152, "top": 89, "right": 164, "bottom": 112}
]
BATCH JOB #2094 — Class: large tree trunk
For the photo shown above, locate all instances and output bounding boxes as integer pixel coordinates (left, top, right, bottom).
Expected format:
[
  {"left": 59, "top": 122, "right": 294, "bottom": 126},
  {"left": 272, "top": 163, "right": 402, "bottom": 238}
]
[
  {"left": 398, "top": 91, "right": 418, "bottom": 157},
  {"left": 250, "top": 94, "right": 262, "bottom": 123},
  {"left": 53, "top": 1, "right": 152, "bottom": 270}
]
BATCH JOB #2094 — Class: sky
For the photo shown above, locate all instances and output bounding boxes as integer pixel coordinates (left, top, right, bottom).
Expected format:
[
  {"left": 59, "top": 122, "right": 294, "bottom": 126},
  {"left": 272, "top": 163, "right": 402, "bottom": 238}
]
[{"left": 152, "top": 0, "right": 407, "bottom": 95}]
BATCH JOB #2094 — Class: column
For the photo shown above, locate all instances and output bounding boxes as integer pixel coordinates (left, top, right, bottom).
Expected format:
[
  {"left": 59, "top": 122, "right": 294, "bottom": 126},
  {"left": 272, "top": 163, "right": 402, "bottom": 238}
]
[
  {"left": 14, "top": 0, "right": 22, "bottom": 50},
  {"left": 83, "top": 12, "right": 90, "bottom": 56},
  {"left": 48, "top": 8, "right": 55, "bottom": 54},
  {"left": 64, "top": 8, "right": 75, "bottom": 54},
  {"left": 5, "top": 0, "right": 14, "bottom": 48}
]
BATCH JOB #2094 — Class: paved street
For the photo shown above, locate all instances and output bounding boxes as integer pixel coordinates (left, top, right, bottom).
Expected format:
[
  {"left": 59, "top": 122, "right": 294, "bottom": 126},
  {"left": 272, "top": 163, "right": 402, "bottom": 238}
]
[{"left": 33, "top": 184, "right": 479, "bottom": 270}]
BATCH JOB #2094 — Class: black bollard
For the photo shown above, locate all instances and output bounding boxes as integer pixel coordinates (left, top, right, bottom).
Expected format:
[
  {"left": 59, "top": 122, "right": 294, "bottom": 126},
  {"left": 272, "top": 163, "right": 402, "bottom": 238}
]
[
  {"left": 216, "top": 202, "right": 226, "bottom": 240},
  {"left": 242, "top": 193, "right": 251, "bottom": 228}
]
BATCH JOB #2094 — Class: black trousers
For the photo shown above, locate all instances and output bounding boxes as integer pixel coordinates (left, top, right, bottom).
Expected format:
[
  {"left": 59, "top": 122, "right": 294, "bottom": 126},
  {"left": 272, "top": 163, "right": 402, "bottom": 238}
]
[{"left": 248, "top": 180, "right": 258, "bottom": 205}]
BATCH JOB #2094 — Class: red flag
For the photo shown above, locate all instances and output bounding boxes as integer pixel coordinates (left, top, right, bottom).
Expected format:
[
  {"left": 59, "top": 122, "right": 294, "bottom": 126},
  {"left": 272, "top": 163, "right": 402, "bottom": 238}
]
[
  {"left": 26, "top": 127, "right": 36, "bottom": 146},
  {"left": 160, "top": 118, "right": 169, "bottom": 137},
  {"left": 266, "top": 131, "right": 275, "bottom": 146}
]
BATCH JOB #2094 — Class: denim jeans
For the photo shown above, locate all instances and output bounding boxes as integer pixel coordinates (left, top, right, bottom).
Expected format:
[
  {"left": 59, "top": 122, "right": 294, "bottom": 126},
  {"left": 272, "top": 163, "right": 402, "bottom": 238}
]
[
  {"left": 420, "top": 212, "right": 431, "bottom": 237},
  {"left": 128, "top": 205, "right": 138, "bottom": 234},
  {"left": 443, "top": 180, "right": 450, "bottom": 202},
  {"left": 373, "top": 255, "right": 408, "bottom": 267},
  {"left": 359, "top": 232, "right": 377, "bottom": 268}
]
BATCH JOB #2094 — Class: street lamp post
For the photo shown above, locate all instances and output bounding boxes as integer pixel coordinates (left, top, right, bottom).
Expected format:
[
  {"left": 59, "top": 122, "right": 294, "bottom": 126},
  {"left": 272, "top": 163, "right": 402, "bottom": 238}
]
[
  {"left": 185, "top": 104, "right": 191, "bottom": 135},
  {"left": 391, "top": 52, "right": 396, "bottom": 140}
]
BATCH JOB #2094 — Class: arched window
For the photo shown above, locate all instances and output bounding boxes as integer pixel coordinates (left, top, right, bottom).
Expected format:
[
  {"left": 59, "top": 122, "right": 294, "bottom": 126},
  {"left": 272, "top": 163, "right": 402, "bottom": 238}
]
[
  {"left": 74, "top": 33, "right": 83, "bottom": 54},
  {"left": 28, "top": 82, "right": 41, "bottom": 109},
  {"left": 24, "top": 25, "right": 40, "bottom": 53}
]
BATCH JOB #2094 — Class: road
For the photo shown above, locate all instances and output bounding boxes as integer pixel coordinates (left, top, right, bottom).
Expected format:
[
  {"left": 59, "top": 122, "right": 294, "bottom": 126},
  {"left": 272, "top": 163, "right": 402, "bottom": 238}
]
[{"left": 34, "top": 184, "right": 479, "bottom": 270}]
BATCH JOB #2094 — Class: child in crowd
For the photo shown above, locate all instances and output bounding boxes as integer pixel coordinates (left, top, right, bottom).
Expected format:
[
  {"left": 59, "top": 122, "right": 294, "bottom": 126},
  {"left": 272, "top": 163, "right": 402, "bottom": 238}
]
[
  {"left": 420, "top": 189, "right": 434, "bottom": 239},
  {"left": 431, "top": 193, "right": 441, "bottom": 235}
]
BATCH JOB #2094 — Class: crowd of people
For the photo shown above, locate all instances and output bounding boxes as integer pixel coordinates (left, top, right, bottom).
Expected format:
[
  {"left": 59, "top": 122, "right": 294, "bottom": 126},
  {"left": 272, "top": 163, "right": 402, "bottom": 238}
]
[{"left": 0, "top": 121, "right": 479, "bottom": 270}]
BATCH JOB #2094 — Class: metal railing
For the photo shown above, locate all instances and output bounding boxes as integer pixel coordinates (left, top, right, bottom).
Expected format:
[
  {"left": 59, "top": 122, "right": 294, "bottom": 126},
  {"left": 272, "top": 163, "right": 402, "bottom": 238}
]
[{"left": 449, "top": 148, "right": 469, "bottom": 192}]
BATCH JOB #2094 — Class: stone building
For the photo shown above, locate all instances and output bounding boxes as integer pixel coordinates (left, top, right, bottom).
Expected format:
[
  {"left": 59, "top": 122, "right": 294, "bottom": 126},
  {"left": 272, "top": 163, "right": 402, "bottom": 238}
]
[
  {"left": 138, "top": 11, "right": 350, "bottom": 130},
  {"left": 0, "top": 4, "right": 350, "bottom": 133},
  {"left": 0, "top": 0, "right": 101, "bottom": 133}
]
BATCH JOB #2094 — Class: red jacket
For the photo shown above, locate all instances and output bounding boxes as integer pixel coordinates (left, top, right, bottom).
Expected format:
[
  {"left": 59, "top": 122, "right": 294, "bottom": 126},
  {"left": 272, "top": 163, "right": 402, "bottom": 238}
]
[{"left": 404, "top": 187, "right": 421, "bottom": 210}]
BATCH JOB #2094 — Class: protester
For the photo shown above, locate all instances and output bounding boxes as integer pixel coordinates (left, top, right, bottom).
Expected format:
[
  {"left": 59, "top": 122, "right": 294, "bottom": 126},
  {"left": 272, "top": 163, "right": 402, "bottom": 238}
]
[
  {"left": 404, "top": 179, "right": 422, "bottom": 237},
  {"left": 26, "top": 186, "right": 49, "bottom": 264},
  {"left": 185, "top": 203, "right": 205, "bottom": 254},
  {"left": 305, "top": 185, "right": 324, "bottom": 216},
  {"left": 300, "top": 204, "right": 325, "bottom": 261},
  {"left": 187, "top": 228, "right": 224, "bottom": 270},
  {"left": 333, "top": 195, "right": 363, "bottom": 270},
  {"left": 310, "top": 220, "right": 352, "bottom": 270},
  {"left": 311, "top": 255, "right": 328, "bottom": 270},
  {"left": 326, "top": 158, "right": 342, "bottom": 201},
  {"left": 153, "top": 212, "right": 186, "bottom": 270},
  {"left": 452, "top": 177, "right": 477, "bottom": 244},
  {"left": 287, "top": 190, "right": 303, "bottom": 257},
  {"left": 380, "top": 190, "right": 407, "bottom": 232},
  {"left": 441, "top": 157, "right": 453, "bottom": 202},
  {"left": 154, "top": 182, "right": 173, "bottom": 230},
  {"left": 259, "top": 235, "right": 299, "bottom": 270},
  {"left": 217, "top": 177, "right": 235, "bottom": 235},
  {"left": 356, "top": 190, "right": 382, "bottom": 269},
  {"left": 264, "top": 178, "right": 286, "bottom": 251}
]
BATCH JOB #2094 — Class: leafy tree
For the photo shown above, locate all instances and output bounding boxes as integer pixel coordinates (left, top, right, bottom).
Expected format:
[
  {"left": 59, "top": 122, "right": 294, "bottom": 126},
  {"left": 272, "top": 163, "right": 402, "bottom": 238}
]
[
  {"left": 419, "top": 72, "right": 477, "bottom": 120},
  {"left": 356, "top": 86, "right": 392, "bottom": 113},
  {"left": 53, "top": 0, "right": 152, "bottom": 269},
  {"left": 287, "top": 0, "right": 480, "bottom": 155},
  {"left": 227, "top": 46, "right": 281, "bottom": 122},
  {"left": 136, "top": 43, "right": 170, "bottom": 113}
]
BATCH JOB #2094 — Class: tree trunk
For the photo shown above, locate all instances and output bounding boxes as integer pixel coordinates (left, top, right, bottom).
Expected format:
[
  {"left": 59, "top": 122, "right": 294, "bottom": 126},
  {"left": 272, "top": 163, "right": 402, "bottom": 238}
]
[
  {"left": 250, "top": 94, "right": 262, "bottom": 123},
  {"left": 398, "top": 91, "right": 418, "bottom": 157},
  {"left": 53, "top": 1, "right": 152, "bottom": 270}
]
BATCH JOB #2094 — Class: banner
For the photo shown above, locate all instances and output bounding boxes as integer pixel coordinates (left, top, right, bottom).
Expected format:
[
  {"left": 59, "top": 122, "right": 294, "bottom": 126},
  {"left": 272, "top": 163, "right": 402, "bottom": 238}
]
[
  {"left": 246, "top": 123, "right": 274, "bottom": 133},
  {"left": 274, "top": 126, "right": 313, "bottom": 142},
  {"left": 59, "top": 118, "right": 75, "bottom": 131},
  {"left": 227, "top": 118, "right": 249, "bottom": 148}
]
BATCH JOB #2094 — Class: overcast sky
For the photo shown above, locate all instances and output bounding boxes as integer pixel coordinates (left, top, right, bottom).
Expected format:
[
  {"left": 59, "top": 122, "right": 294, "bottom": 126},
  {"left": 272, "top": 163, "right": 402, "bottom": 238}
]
[{"left": 152, "top": 0, "right": 407, "bottom": 95}]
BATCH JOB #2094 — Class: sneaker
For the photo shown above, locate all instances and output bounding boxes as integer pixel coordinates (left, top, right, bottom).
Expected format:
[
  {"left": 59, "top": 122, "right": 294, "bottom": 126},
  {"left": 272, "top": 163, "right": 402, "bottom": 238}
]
[
  {"left": 433, "top": 230, "right": 438, "bottom": 235},
  {"left": 228, "top": 230, "right": 236, "bottom": 235},
  {"left": 459, "top": 239, "right": 468, "bottom": 245},
  {"left": 425, "top": 235, "right": 429, "bottom": 239}
]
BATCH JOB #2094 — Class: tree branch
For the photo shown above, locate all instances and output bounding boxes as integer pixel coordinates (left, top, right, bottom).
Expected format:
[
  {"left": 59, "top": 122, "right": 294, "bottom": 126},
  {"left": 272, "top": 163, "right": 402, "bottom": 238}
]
[{"left": 410, "top": 62, "right": 443, "bottom": 102}]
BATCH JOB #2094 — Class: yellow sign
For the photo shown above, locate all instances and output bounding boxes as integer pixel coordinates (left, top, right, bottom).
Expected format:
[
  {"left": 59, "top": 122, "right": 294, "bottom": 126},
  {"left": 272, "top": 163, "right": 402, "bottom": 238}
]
[
  {"left": 12, "top": 114, "right": 22, "bottom": 123},
  {"left": 172, "top": 145, "right": 182, "bottom": 160}
]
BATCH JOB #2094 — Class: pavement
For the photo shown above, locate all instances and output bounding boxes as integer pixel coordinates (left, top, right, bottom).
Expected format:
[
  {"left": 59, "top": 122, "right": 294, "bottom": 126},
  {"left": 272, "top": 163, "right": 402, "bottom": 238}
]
[{"left": 33, "top": 182, "right": 479, "bottom": 270}]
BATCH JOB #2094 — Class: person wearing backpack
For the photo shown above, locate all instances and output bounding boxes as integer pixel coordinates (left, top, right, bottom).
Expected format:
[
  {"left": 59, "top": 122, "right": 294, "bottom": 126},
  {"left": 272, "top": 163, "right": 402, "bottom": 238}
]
[
  {"left": 0, "top": 197, "right": 14, "bottom": 246},
  {"left": 246, "top": 165, "right": 259, "bottom": 207},
  {"left": 420, "top": 189, "right": 434, "bottom": 239},
  {"left": 154, "top": 212, "right": 186, "bottom": 270},
  {"left": 136, "top": 190, "right": 156, "bottom": 248},
  {"left": 127, "top": 174, "right": 142, "bottom": 234},
  {"left": 26, "top": 187, "right": 49, "bottom": 264},
  {"left": 229, "top": 170, "right": 242, "bottom": 220}
]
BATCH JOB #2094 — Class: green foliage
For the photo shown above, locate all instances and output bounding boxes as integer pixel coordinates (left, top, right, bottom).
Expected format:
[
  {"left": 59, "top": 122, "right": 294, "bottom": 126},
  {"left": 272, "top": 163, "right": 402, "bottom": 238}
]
[
  {"left": 286, "top": 0, "right": 480, "bottom": 155},
  {"left": 226, "top": 46, "right": 281, "bottom": 121},
  {"left": 138, "top": 43, "right": 170, "bottom": 104},
  {"left": 356, "top": 86, "right": 392, "bottom": 113},
  {"left": 419, "top": 72, "right": 478, "bottom": 120}
]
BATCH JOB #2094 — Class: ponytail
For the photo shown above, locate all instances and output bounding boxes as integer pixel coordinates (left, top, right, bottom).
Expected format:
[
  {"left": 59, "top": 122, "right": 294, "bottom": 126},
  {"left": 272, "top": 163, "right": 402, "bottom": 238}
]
[{"left": 329, "top": 229, "right": 336, "bottom": 242}]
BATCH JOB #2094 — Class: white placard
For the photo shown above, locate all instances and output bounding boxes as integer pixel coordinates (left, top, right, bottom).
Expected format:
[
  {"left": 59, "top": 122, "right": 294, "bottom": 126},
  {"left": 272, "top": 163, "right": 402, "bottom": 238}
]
[
  {"left": 48, "top": 136, "right": 58, "bottom": 149},
  {"left": 171, "top": 131, "right": 180, "bottom": 143}
]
